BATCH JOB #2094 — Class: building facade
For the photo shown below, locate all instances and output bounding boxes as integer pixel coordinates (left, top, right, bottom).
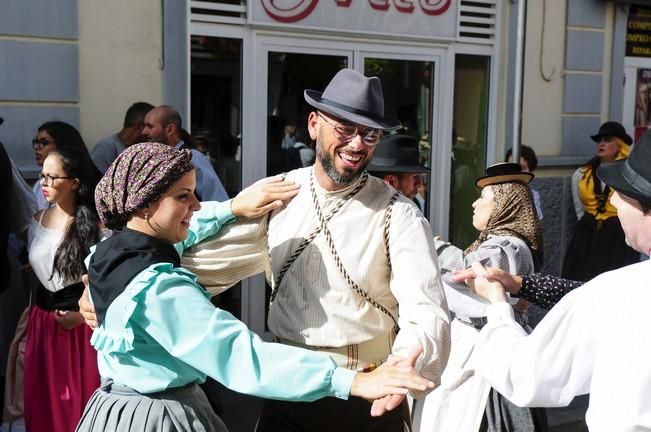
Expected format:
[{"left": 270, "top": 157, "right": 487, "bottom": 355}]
[{"left": 1, "top": 0, "right": 650, "bottom": 332}]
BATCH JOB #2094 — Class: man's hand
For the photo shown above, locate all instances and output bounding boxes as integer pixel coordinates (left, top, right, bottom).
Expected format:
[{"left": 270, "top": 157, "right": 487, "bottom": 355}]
[
  {"left": 368, "top": 346, "right": 427, "bottom": 417},
  {"left": 351, "top": 346, "right": 430, "bottom": 417},
  {"left": 231, "top": 174, "right": 300, "bottom": 218},
  {"left": 78, "top": 275, "right": 98, "bottom": 329},
  {"left": 451, "top": 265, "right": 523, "bottom": 294},
  {"left": 350, "top": 345, "right": 432, "bottom": 409},
  {"left": 466, "top": 262, "right": 509, "bottom": 303}
]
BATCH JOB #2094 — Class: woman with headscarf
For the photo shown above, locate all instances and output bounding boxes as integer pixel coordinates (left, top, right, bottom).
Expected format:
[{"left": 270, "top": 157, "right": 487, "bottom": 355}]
[
  {"left": 412, "top": 162, "right": 545, "bottom": 432},
  {"left": 76, "top": 143, "right": 432, "bottom": 432},
  {"left": 562, "top": 121, "right": 639, "bottom": 281}
]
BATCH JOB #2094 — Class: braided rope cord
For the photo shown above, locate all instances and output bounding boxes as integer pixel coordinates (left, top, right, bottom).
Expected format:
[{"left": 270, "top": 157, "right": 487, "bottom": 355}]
[
  {"left": 383, "top": 192, "right": 400, "bottom": 267},
  {"left": 308, "top": 172, "right": 399, "bottom": 332},
  {"left": 268, "top": 171, "right": 369, "bottom": 304}
]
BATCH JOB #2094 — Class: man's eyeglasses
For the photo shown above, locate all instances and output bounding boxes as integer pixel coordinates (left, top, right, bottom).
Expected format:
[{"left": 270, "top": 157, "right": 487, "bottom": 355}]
[
  {"left": 317, "top": 113, "right": 383, "bottom": 146},
  {"left": 38, "top": 173, "right": 74, "bottom": 186},
  {"left": 32, "top": 138, "right": 55, "bottom": 150}
]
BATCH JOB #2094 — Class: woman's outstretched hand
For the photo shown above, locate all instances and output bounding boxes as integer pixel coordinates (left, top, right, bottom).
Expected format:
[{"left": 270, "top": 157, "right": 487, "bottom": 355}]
[
  {"left": 350, "top": 345, "right": 433, "bottom": 416},
  {"left": 231, "top": 174, "right": 300, "bottom": 219}
]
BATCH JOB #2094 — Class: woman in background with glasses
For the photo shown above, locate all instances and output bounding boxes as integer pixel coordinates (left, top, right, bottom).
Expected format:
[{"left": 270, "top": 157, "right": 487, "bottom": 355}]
[
  {"left": 31, "top": 121, "right": 100, "bottom": 209},
  {"left": 24, "top": 145, "right": 103, "bottom": 432}
]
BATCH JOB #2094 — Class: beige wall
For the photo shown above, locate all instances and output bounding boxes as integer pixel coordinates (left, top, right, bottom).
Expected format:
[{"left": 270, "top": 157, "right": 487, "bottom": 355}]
[
  {"left": 520, "top": 0, "right": 566, "bottom": 158},
  {"left": 78, "top": 0, "right": 165, "bottom": 148}
]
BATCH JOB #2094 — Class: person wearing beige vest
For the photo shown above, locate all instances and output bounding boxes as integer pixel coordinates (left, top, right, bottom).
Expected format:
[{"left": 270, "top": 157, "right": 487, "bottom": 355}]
[{"left": 180, "top": 69, "right": 450, "bottom": 432}]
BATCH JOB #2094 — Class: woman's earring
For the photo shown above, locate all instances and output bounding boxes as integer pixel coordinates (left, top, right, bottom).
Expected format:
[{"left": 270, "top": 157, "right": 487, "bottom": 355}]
[{"left": 144, "top": 212, "right": 150, "bottom": 221}]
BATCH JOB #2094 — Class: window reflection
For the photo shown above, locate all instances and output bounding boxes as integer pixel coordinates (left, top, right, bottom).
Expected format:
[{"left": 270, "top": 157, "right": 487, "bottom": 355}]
[
  {"left": 450, "top": 54, "right": 490, "bottom": 247},
  {"left": 190, "top": 36, "right": 242, "bottom": 198},
  {"left": 266, "top": 52, "right": 348, "bottom": 176},
  {"left": 190, "top": 35, "right": 243, "bottom": 317}
]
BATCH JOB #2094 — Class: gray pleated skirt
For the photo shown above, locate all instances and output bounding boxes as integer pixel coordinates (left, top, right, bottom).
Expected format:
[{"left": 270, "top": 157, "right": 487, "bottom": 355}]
[{"left": 76, "top": 379, "right": 228, "bottom": 432}]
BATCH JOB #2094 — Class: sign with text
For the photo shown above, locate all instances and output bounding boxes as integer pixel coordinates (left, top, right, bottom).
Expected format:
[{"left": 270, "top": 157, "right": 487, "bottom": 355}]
[
  {"left": 250, "top": 0, "right": 458, "bottom": 39},
  {"left": 627, "top": 6, "right": 651, "bottom": 57}
]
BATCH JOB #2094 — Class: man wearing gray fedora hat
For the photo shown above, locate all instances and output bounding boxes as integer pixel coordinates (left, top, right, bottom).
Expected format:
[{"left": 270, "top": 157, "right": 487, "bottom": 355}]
[
  {"left": 459, "top": 130, "right": 651, "bottom": 431},
  {"left": 178, "top": 68, "right": 451, "bottom": 431},
  {"left": 368, "top": 134, "right": 429, "bottom": 204}
]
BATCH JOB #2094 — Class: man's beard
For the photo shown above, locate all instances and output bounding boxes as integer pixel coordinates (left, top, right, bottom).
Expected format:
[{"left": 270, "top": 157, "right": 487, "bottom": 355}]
[
  {"left": 147, "top": 135, "right": 169, "bottom": 146},
  {"left": 317, "top": 146, "right": 368, "bottom": 186}
]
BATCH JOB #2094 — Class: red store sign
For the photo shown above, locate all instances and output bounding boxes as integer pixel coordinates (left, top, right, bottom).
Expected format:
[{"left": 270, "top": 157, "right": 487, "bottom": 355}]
[{"left": 251, "top": 0, "right": 457, "bottom": 39}]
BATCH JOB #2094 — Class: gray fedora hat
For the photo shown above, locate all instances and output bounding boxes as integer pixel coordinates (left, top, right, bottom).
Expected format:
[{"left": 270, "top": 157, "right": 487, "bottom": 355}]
[
  {"left": 598, "top": 130, "right": 651, "bottom": 207},
  {"left": 304, "top": 68, "right": 401, "bottom": 130},
  {"left": 368, "top": 134, "right": 429, "bottom": 173}
]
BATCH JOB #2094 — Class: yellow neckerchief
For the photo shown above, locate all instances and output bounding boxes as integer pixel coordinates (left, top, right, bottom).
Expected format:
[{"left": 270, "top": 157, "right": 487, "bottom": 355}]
[{"left": 578, "top": 138, "right": 630, "bottom": 220}]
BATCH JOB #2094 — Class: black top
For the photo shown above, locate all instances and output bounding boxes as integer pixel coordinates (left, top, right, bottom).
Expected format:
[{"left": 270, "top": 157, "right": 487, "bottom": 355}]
[
  {"left": 88, "top": 229, "right": 180, "bottom": 326},
  {"left": 515, "top": 273, "right": 583, "bottom": 310}
]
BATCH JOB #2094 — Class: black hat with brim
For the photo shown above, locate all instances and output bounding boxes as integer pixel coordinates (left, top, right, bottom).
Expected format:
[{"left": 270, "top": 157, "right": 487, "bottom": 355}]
[
  {"left": 304, "top": 69, "right": 401, "bottom": 130},
  {"left": 475, "top": 162, "right": 534, "bottom": 188},
  {"left": 590, "top": 121, "right": 633, "bottom": 145},
  {"left": 598, "top": 130, "right": 651, "bottom": 206},
  {"left": 368, "top": 134, "right": 429, "bottom": 173}
]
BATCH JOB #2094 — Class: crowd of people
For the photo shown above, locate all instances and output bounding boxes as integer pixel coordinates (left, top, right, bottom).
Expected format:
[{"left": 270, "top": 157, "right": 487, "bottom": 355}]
[{"left": 0, "top": 68, "right": 648, "bottom": 432}]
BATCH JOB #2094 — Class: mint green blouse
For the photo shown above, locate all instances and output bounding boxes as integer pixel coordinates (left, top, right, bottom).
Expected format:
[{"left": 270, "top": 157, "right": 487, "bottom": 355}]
[{"left": 88, "top": 200, "right": 355, "bottom": 400}]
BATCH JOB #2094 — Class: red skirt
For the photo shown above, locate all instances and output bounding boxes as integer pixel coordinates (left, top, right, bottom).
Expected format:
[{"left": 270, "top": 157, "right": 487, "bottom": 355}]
[{"left": 24, "top": 305, "right": 99, "bottom": 432}]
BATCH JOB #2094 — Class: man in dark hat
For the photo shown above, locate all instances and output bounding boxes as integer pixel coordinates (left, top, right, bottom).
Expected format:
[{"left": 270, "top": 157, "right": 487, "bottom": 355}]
[
  {"left": 464, "top": 130, "right": 651, "bottom": 430},
  {"left": 182, "top": 69, "right": 450, "bottom": 431},
  {"left": 368, "top": 134, "right": 428, "bottom": 205}
]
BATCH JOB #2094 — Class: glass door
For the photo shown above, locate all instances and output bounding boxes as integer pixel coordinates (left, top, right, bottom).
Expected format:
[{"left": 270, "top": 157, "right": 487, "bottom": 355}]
[
  {"left": 450, "top": 54, "right": 490, "bottom": 248},
  {"left": 361, "top": 56, "right": 436, "bottom": 214},
  {"left": 190, "top": 35, "right": 245, "bottom": 319},
  {"left": 266, "top": 52, "right": 349, "bottom": 176},
  {"left": 248, "top": 37, "right": 446, "bottom": 338}
]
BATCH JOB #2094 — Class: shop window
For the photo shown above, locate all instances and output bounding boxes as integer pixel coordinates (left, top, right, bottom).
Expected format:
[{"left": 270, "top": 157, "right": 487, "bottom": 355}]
[
  {"left": 190, "top": 35, "right": 243, "bottom": 317},
  {"left": 266, "top": 52, "right": 348, "bottom": 176},
  {"left": 450, "top": 54, "right": 490, "bottom": 247}
]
